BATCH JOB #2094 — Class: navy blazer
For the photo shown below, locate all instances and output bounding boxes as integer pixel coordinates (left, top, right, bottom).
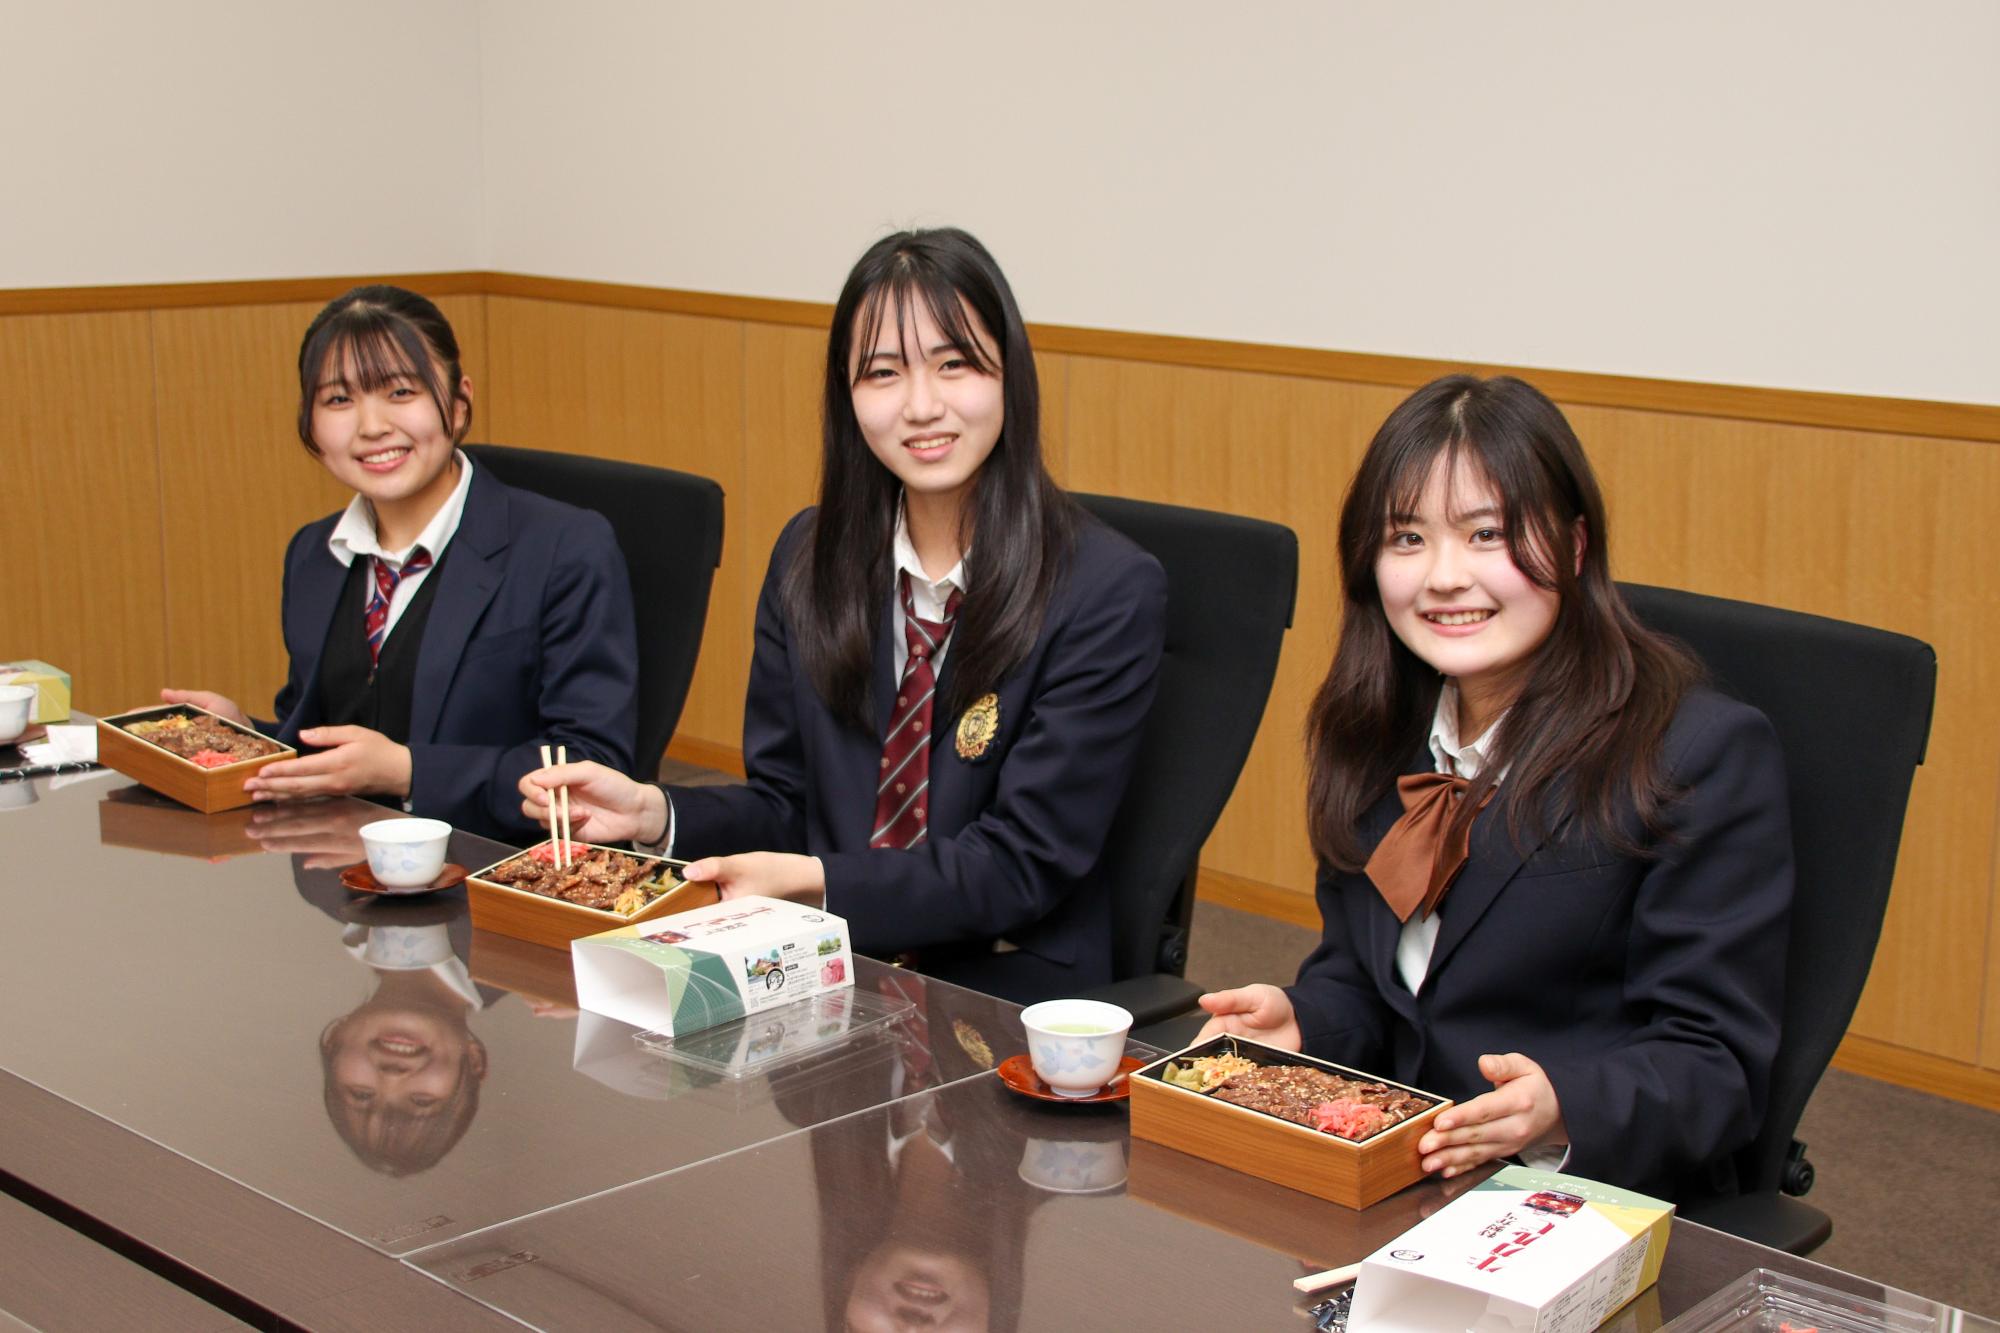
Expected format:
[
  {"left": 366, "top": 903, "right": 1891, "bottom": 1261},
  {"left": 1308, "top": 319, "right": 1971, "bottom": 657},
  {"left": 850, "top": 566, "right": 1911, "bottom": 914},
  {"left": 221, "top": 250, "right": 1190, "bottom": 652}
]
[
  {"left": 269, "top": 466, "right": 639, "bottom": 842},
  {"left": 669, "top": 509, "right": 1168, "bottom": 996},
  {"left": 1286, "top": 688, "right": 1793, "bottom": 1202}
]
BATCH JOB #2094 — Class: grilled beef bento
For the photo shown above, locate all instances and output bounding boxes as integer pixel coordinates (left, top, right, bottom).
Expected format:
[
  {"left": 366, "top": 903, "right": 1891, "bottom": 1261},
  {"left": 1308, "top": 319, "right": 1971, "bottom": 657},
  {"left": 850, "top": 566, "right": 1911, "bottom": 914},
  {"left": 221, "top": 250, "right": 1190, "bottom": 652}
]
[
  {"left": 482, "top": 842, "right": 683, "bottom": 915},
  {"left": 1159, "top": 1052, "right": 1437, "bottom": 1142},
  {"left": 123, "top": 712, "right": 285, "bottom": 768}
]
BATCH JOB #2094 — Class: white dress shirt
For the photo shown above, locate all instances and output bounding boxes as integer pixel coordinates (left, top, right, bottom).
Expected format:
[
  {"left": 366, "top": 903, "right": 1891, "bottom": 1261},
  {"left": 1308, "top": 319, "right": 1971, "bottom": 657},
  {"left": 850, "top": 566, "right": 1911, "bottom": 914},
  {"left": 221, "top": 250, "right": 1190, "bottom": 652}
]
[{"left": 889, "top": 502, "right": 970, "bottom": 681}]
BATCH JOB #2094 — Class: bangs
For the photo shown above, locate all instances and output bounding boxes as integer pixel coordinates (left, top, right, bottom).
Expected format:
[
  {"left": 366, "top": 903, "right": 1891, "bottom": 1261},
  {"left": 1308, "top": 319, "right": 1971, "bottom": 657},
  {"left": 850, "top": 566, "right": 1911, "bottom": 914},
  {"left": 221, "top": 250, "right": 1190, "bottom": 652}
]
[
  {"left": 306, "top": 313, "right": 435, "bottom": 398},
  {"left": 1382, "top": 430, "right": 1479, "bottom": 525},
  {"left": 848, "top": 265, "right": 1003, "bottom": 384}
]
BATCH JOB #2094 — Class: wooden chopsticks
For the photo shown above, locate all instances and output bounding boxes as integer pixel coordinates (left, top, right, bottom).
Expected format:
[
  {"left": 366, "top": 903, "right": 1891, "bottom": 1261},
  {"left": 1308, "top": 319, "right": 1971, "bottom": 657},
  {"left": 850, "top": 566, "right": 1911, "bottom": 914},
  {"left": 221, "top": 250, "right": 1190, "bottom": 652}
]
[
  {"left": 1292, "top": 1262, "right": 1361, "bottom": 1294},
  {"left": 540, "top": 743, "right": 572, "bottom": 868}
]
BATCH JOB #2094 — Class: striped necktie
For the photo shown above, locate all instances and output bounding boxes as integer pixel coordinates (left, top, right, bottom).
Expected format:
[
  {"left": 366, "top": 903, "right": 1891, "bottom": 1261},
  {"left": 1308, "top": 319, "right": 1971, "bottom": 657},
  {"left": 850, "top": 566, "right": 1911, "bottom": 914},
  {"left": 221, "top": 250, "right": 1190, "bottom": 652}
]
[
  {"left": 364, "top": 548, "right": 433, "bottom": 664},
  {"left": 871, "top": 570, "right": 963, "bottom": 850}
]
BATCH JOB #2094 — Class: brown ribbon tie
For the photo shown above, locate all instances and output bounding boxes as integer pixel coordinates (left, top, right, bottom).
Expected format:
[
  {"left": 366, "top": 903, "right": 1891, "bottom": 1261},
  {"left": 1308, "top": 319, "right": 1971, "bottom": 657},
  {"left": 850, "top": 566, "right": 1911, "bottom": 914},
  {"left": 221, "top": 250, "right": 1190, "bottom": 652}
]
[{"left": 1364, "top": 772, "right": 1497, "bottom": 923}]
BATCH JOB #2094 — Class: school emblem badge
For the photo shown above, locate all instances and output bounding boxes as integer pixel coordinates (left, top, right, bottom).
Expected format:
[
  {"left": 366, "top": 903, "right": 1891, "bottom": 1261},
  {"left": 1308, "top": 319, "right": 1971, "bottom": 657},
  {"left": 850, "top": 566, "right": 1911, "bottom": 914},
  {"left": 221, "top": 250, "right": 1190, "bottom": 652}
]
[{"left": 955, "top": 693, "right": 1000, "bottom": 761}]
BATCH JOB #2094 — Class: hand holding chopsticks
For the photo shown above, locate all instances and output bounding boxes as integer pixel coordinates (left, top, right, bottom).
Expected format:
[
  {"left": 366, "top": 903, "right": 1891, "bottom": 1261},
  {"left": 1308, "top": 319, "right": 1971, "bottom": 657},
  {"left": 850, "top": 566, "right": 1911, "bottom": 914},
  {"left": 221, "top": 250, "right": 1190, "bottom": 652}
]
[{"left": 516, "top": 758, "right": 670, "bottom": 846}]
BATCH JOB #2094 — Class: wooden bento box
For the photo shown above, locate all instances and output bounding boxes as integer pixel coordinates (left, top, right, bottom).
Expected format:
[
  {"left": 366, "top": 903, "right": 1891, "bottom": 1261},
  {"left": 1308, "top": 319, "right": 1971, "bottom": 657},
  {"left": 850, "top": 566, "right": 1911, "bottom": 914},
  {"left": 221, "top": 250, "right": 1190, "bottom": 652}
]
[
  {"left": 1129, "top": 1034, "right": 1451, "bottom": 1210},
  {"left": 96, "top": 704, "right": 295, "bottom": 814},
  {"left": 467, "top": 840, "right": 720, "bottom": 949}
]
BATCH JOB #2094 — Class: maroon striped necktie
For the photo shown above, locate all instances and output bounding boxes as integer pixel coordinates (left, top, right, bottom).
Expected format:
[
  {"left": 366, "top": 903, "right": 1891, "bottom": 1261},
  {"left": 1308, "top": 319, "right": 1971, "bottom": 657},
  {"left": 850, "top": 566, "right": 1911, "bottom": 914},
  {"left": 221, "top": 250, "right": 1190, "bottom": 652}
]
[
  {"left": 365, "top": 548, "right": 433, "bottom": 664},
  {"left": 871, "top": 571, "right": 963, "bottom": 850}
]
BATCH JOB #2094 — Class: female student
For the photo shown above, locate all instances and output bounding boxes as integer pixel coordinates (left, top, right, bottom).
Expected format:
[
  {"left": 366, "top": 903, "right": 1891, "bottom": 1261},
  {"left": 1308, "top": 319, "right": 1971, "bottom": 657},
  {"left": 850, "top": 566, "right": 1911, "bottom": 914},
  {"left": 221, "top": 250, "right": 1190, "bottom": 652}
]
[
  {"left": 522, "top": 229, "right": 1167, "bottom": 1002},
  {"left": 1198, "top": 375, "right": 1793, "bottom": 1203},
  {"left": 164, "top": 285, "right": 638, "bottom": 843}
]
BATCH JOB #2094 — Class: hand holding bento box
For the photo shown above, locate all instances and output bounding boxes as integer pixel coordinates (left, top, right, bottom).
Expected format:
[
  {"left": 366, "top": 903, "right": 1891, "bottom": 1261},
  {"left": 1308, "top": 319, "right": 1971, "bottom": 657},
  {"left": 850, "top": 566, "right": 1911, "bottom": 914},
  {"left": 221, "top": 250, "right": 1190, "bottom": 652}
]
[
  {"left": 158, "top": 688, "right": 413, "bottom": 802},
  {"left": 1198, "top": 983, "right": 1566, "bottom": 1179}
]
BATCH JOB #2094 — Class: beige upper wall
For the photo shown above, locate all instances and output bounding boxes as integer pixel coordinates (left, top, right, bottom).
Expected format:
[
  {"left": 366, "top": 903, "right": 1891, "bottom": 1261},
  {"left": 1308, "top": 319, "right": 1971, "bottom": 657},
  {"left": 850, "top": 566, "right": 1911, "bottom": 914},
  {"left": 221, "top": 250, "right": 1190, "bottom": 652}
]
[
  {"left": 6, "top": 2, "right": 1996, "bottom": 406},
  {"left": 0, "top": 1, "right": 485, "bottom": 287},
  {"left": 476, "top": 0, "right": 2000, "bottom": 406}
]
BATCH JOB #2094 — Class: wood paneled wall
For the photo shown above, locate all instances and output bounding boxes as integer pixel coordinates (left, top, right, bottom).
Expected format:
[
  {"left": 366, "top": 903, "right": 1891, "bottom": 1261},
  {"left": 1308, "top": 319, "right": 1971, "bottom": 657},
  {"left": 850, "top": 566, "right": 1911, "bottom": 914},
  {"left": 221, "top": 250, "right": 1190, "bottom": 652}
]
[{"left": 7, "top": 274, "right": 1998, "bottom": 1107}]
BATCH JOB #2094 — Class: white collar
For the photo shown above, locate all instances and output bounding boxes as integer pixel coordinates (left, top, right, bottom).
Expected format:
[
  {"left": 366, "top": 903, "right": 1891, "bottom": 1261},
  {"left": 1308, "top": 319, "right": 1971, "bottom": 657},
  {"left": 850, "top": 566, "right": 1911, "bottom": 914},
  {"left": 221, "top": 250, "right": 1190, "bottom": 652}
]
[
  {"left": 891, "top": 497, "right": 970, "bottom": 608},
  {"left": 1427, "top": 681, "right": 1506, "bottom": 781},
  {"left": 327, "top": 449, "right": 476, "bottom": 569}
]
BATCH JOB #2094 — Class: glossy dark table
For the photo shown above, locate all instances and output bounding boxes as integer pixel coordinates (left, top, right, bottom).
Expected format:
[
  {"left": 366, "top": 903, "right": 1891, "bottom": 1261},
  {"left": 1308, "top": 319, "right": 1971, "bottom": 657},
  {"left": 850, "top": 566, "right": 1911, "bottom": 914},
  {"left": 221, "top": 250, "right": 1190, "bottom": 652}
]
[
  {"left": 409, "top": 1065, "right": 1991, "bottom": 1331},
  {"left": 0, "top": 771, "right": 1029, "bottom": 1327},
  {"left": 3, "top": 769, "right": 1992, "bottom": 1330}
]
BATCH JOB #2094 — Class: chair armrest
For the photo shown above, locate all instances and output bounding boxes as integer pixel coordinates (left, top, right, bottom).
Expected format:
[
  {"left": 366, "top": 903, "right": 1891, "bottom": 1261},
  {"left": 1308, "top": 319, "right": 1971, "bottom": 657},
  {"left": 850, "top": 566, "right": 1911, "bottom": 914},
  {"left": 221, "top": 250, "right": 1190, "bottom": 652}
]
[
  {"left": 1079, "top": 973, "right": 1204, "bottom": 1030},
  {"left": 1677, "top": 1191, "right": 1832, "bottom": 1256}
]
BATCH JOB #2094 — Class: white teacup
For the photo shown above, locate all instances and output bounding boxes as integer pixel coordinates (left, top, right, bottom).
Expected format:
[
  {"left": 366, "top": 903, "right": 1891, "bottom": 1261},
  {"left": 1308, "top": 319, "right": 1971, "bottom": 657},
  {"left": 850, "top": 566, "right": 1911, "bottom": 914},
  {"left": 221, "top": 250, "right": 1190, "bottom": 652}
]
[
  {"left": 1020, "top": 998, "right": 1133, "bottom": 1097},
  {"left": 359, "top": 817, "right": 453, "bottom": 888},
  {"left": 0, "top": 685, "right": 34, "bottom": 744}
]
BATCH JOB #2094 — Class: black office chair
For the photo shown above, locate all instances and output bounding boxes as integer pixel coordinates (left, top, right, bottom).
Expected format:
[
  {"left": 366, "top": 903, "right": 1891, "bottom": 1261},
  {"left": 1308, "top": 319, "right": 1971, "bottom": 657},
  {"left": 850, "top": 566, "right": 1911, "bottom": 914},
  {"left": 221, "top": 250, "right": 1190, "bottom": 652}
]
[
  {"left": 1619, "top": 582, "right": 1936, "bottom": 1255},
  {"left": 1072, "top": 494, "right": 1299, "bottom": 1028},
  {"left": 464, "top": 444, "right": 726, "bottom": 778}
]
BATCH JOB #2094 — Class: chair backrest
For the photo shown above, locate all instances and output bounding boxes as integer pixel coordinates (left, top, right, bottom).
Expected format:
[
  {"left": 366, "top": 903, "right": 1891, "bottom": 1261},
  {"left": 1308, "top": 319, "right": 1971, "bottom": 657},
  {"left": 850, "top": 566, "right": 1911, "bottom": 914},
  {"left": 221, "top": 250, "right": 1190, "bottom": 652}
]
[
  {"left": 1076, "top": 494, "right": 1298, "bottom": 982},
  {"left": 464, "top": 444, "right": 725, "bottom": 778},
  {"left": 1617, "top": 583, "right": 1936, "bottom": 1194}
]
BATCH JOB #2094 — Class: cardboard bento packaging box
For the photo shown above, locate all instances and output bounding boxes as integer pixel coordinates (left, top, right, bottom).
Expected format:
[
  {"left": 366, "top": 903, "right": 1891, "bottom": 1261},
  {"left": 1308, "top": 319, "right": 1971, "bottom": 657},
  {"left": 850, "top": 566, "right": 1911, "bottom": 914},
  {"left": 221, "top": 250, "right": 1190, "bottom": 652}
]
[
  {"left": 466, "top": 839, "right": 717, "bottom": 949},
  {"left": 571, "top": 895, "right": 855, "bottom": 1038},
  {"left": 1128, "top": 1034, "right": 1450, "bottom": 1210},
  {"left": 1349, "top": 1165, "right": 1673, "bottom": 1333},
  {"left": 96, "top": 703, "right": 295, "bottom": 813},
  {"left": 1, "top": 660, "right": 70, "bottom": 724}
]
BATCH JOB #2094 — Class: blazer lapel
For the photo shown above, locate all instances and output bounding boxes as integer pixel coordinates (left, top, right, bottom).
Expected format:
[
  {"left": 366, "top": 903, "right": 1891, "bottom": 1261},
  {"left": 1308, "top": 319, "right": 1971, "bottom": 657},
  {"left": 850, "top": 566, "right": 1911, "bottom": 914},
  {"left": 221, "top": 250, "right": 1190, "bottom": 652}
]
[
  {"left": 279, "top": 542, "right": 349, "bottom": 742},
  {"left": 1424, "top": 804, "right": 1549, "bottom": 981},
  {"left": 871, "top": 578, "right": 899, "bottom": 744},
  {"left": 408, "top": 472, "right": 508, "bottom": 744},
  {"left": 1357, "top": 755, "right": 1425, "bottom": 1009},
  {"left": 930, "top": 642, "right": 960, "bottom": 754}
]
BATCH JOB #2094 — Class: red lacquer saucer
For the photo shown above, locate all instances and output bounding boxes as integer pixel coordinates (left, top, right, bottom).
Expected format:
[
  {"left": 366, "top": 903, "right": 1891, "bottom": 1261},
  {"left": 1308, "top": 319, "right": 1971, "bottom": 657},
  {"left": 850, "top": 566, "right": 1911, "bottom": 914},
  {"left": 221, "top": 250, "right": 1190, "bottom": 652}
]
[
  {"left": 340, "top": 862, "right": 470, "bottom": 896},
  {"left": 998, "top": 1054, "right": 1141, "bottom": 1104}
]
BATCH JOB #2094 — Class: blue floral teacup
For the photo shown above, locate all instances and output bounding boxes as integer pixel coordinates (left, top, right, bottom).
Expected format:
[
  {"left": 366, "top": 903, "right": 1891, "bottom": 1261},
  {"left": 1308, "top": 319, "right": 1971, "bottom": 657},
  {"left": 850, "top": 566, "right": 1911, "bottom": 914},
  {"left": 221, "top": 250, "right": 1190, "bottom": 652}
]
[
  {"left": 1019, "top": 998, "right": 1133, "bottom": 1097},
  {"left": 359, "top": 817, "right": 452, "bottom": 889}
]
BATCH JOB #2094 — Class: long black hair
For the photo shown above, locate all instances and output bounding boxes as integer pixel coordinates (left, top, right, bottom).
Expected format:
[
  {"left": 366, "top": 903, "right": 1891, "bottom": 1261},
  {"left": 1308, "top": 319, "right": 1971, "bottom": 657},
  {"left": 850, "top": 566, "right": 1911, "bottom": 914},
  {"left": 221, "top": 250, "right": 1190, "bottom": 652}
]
[
  {"left": 783, "top": 228, "right": 1077, "bottom": 730},
  {"left": 296, "top": 285, "right": 470, "bottom": 455},
  {"left": 1305, "top": 374, "right": 1700, "bottom": 869}
]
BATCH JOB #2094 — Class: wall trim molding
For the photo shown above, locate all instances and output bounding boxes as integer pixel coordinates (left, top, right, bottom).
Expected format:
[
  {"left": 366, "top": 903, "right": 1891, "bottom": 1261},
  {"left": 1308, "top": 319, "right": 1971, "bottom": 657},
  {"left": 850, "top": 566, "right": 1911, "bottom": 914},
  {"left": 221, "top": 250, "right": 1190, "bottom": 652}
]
[
  {"left": 5, "top": 271, "right": 1996, "bottom": 444},
  {"left": 1830, "top": 1034, "right": 2000, "bottom": 1112},
  {"left": 0, "top": 272, "right": 491, "bottom": 316},
  {"left": 1194, "top": 866, "right": 1319, "bottom": 931},
  {"left": 663, "top": 736, "right": 748, "bottom": 779}
]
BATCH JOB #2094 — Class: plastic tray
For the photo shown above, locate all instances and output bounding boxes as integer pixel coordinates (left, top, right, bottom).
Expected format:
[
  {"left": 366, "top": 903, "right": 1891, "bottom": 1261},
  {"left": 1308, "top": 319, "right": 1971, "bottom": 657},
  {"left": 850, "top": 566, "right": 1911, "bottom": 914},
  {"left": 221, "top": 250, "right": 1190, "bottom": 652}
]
[
  {"left": 1663, "top": 1268, "right": 1946, "bottom": 1332},
  {"left": 632, "top": 985, "right": 914, "bottom": 1079}
]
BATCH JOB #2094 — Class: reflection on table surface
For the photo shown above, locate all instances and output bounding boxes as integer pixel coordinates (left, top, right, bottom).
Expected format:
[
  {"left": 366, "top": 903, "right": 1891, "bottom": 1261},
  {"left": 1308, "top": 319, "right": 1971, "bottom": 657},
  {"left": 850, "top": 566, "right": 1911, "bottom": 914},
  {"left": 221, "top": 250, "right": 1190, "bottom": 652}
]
[
  {"left": 0, "top": 775, "right": 1024, "bottom": 1256},
  {"left": 411, "top": 1065, "right": 1976, "bottom": 1333},
  {"left": 5, "top": 772, "right": 1994, "bottom": 1330}
]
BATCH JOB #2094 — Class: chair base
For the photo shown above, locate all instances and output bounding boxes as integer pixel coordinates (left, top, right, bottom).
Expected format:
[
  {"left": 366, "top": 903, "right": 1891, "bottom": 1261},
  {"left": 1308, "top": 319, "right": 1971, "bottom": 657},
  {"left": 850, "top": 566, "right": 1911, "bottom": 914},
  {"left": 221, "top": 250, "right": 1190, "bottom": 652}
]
[{"left": 1678, "top": 1190, "right": 1832, "bottom": 1256}]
